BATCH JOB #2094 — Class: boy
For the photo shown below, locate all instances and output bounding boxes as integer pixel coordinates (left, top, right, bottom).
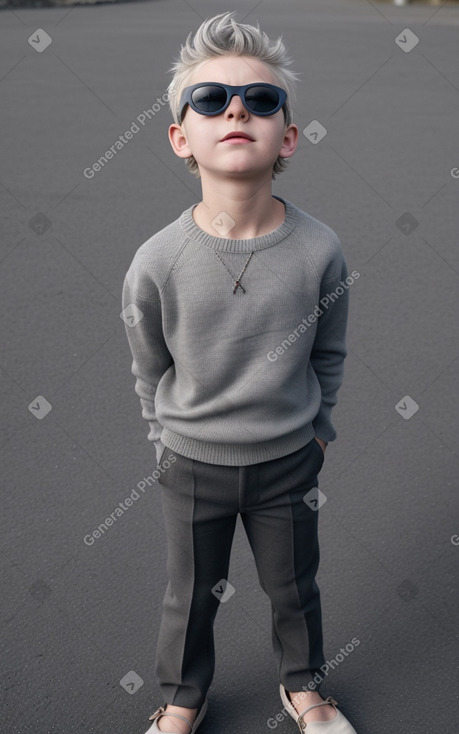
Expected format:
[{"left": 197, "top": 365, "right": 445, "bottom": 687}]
[{"left": 122, "top": 12, "right": 357, "bottom": 734}]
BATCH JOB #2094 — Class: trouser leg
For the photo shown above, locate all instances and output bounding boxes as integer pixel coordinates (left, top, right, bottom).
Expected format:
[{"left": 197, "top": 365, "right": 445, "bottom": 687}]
[
  {"left": 240, "top": 438, "right": 326, "bottom": 692},
  {"left": 154, "top": 450, "right": 238, "bottom": 708}
]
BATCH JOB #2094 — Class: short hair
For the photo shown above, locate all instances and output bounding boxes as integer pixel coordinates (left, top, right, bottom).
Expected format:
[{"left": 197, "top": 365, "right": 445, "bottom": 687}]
[{"left": 166, "top": 11, "right": 301, "bottom": 179}]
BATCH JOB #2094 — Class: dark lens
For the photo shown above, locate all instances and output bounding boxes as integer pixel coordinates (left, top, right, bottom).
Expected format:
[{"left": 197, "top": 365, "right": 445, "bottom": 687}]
[
  {"left": 191, "top": 85, "right": 227, "bottom": 113},
  {"left": 245, "top": 86, "right": 279, "bottom": 113}
]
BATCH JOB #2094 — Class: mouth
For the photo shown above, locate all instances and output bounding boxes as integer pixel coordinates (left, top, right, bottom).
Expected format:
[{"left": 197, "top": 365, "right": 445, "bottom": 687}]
[{"left": 220, "top": 132, "right": 254, "bottom": 143}]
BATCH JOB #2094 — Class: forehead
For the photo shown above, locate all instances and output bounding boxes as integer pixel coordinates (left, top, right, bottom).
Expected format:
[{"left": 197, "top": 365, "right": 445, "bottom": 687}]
[{"left": 187, "top": 55, "right": 278, "bottom": 87}]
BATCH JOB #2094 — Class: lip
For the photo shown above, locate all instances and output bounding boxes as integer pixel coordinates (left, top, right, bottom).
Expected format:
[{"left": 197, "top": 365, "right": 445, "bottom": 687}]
[{"left": 220, "top": 132, "right": 254, "bottom": 143}]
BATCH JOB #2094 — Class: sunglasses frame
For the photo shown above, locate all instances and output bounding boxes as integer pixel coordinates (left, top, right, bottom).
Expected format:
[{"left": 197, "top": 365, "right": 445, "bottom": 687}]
[{"left": 178, "top": 82, "right": 287, "bottom": 124}]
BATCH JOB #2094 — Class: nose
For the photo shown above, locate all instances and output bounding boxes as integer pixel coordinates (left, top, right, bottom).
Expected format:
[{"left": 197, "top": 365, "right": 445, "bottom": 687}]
[{"left": 225, "top": 94, "right": 249, "bottom": 119}]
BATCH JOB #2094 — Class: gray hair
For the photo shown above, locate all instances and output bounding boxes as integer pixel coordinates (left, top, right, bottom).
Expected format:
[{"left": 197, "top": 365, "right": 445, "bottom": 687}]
[{"left": 166, "top": 11, "right": 301, "bottom": 179}]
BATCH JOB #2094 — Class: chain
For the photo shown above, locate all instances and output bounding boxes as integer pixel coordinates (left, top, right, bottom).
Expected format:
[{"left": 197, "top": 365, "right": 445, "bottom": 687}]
[{"left": 214, "top": 251, "right": 254, "bottom": 294}]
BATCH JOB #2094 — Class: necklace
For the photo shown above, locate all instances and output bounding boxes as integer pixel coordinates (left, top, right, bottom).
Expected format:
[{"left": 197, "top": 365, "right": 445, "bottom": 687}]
[{"left": 214, "top": 250, "right": 254, "bottom": 294}]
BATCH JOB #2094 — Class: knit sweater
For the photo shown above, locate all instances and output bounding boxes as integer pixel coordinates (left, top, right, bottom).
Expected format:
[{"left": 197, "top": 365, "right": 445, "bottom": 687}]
[{"left": 122, "top": 195, "right": 350, "bottom": 466}]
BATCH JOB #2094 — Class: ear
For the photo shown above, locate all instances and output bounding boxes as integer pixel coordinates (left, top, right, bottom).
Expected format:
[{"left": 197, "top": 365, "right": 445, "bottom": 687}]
[
  {"left": 168, "top": 123, "right": 193, "bottom": 159},
  {"left": 279, "top": 123, "right": 299, "bottom": 159}
]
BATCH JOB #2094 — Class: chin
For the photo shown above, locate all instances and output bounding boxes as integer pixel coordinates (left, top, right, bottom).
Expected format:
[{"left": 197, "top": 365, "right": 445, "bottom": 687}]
[
  {"left": 212, "top": 160, "right": 268, "bottom": 176},
  {"left": 219, "top": 168, "right": 264, "bottom": 179}
]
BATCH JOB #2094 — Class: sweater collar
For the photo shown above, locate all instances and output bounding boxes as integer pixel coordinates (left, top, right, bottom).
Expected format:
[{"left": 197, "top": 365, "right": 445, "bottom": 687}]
[{"left": 179, "top": 195, "right": 297, "bottom": 253}]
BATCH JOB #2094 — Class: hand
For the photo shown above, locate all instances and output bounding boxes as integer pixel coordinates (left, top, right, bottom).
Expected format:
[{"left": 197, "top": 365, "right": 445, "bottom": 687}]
[{"left": 314, "top": 437, "right": 327, "bottom": 454}]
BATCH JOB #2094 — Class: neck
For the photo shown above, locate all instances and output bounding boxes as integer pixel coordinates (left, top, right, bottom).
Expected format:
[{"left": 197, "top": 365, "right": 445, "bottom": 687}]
[{"left": 193, "top": 173, "right": 285, "bottom": 239}]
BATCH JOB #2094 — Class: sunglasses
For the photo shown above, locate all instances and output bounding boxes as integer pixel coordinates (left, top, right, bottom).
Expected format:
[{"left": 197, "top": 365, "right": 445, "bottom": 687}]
[{"left": 178, "top": 82, "right": 287, "bottom": 124}]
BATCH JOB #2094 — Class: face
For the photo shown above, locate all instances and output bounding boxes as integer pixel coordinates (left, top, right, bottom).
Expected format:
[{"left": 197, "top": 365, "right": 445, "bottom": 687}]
[{"left": 168, "top": 55, "right": 298, "bottom": 178}]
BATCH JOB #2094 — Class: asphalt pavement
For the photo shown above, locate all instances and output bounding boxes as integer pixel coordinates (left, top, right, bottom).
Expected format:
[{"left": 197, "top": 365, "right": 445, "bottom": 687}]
[{"left": 1, "top": 1, "right": 458, "bottom": 732}]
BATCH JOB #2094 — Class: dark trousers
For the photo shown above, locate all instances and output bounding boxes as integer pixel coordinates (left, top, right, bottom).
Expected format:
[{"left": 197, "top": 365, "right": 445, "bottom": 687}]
[{"left": 154, "top": 437, "right": 326, "bottom": 709}]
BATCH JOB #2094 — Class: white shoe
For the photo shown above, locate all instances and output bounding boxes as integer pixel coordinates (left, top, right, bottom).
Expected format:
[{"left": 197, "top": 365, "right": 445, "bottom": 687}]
[
  {"left": 280, "top": 684, "right": 357, "bottom": 733},
  {"left": 144, "top": 698, "right": 208, "bottom": 734}
]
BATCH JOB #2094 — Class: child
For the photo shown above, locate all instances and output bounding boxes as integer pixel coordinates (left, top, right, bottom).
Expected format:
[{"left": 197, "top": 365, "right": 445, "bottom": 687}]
[{"left": 122, "top": 12, "right": 357, "bottom": 734}]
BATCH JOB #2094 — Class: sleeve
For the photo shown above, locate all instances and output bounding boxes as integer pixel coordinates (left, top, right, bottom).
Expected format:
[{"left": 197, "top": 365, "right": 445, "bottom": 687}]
[
  {"left": 310, "top": 248, "right": 349, "bottom": 444},
  {"left": 121, "top": 270, "right": 174, "bottom": 464}
]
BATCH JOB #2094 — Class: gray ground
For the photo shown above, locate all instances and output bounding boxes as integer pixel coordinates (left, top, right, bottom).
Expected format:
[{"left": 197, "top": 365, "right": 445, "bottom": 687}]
[{"left": 1, "top": 0, "right": 458, "bottom": 732}]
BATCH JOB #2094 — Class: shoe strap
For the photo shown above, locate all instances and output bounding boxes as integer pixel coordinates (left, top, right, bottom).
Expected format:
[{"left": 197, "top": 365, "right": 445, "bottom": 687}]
[
  {"left": 296, "top": 697, "right": 338, "bottom": 731},
  {"left": 148, "top": 706, "right": 193, "bottom": 731}
]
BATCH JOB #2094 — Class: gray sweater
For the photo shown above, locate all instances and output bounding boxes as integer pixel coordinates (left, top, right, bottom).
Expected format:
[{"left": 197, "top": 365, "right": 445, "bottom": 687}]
[{"left": 122, "top": 195, "right": 350, "bottom": 466}]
